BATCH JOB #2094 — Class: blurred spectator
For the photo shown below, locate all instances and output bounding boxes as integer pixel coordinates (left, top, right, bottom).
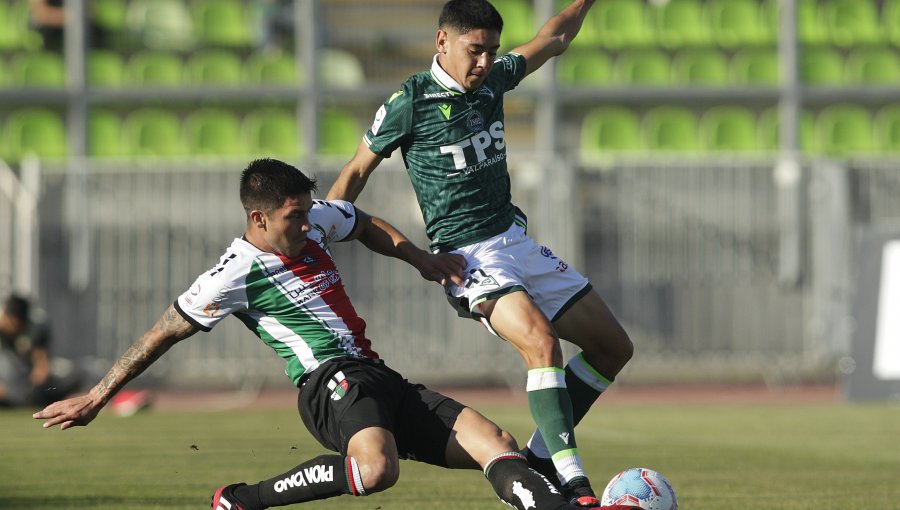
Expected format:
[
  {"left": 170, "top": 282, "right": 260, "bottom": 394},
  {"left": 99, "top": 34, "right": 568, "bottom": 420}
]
[
  {"left": 251, "top": 0, "right": 295, "bottom": 54},
  {"left": 28, "top": 0, "right": 110, "bottom": 52},
  {"left": 0, "top": 293, "right": 81, "bottom": 408}
]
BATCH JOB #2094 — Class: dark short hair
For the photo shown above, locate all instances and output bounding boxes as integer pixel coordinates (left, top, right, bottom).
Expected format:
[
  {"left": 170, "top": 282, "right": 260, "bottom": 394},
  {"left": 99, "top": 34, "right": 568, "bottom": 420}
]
[
  {"left": 439, "top": 0, "right": 503, "bottom": 35},
  {"left": 3, "top": 294, "right": 30, "bottom": 321},
  {"left": 239, "top": 158, "right": 318, "bottom": 215}
]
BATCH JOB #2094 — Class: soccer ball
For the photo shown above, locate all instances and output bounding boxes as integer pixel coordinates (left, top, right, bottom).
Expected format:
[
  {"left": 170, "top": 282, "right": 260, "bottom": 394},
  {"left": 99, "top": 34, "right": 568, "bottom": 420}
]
[{"left": 600, "top": 467, "right": 677, "bottom": 510}]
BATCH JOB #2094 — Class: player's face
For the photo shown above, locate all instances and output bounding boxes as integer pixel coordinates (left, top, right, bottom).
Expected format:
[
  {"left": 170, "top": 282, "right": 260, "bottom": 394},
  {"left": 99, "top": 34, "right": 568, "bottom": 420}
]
[
  {"left": 262, "top": 194, "right": 313, "bottom": 258},
  {"left": 436, "top": 27, "right": 500, "bottom": 91}
]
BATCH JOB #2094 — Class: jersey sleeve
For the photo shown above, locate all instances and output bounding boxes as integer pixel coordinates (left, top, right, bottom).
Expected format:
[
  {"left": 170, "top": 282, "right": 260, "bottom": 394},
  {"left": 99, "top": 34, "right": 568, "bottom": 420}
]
[
  {"left": 494, "top": 53, "right": 528, "bottom": 92},
  {"left": 363, "top": 81, "right": 413, "bottom": 158},
  {"left": 174, "top": 248, "right": 248, "bottom": 332},
  {"left": 310, "top": 199, "right": 359, "bottom": 243}
]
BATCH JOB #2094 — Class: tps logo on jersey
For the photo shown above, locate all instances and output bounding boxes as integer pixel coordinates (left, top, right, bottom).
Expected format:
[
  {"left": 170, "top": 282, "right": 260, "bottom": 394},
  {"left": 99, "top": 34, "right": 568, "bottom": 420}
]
[{"left": 327, "top": 371, "right": 349, "bottom": 400}]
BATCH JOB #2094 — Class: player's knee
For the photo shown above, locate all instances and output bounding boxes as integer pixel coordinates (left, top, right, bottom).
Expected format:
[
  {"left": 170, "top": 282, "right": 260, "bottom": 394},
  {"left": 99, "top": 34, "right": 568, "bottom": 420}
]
[{"left": 357, "top": 456, "right": 399, "bottom": 493}]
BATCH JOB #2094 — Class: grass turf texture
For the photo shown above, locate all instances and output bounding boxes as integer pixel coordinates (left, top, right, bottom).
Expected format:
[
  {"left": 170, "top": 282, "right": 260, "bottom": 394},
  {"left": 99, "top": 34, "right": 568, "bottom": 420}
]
[{"left": 2, "top": 400, "right": 898, "bottom": 509}]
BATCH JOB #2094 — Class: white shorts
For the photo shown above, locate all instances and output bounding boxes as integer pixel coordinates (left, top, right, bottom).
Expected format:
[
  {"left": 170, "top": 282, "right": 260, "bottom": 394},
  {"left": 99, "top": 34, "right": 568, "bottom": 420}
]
[{"left": 444, "top": 214, "right": 591, "bottom": 332}]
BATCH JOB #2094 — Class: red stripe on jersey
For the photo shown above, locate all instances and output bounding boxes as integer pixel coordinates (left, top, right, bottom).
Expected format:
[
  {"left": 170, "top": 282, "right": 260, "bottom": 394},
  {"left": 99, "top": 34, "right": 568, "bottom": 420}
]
[{"left": 279, "top": 242, "right": 378, "bottom": 360}]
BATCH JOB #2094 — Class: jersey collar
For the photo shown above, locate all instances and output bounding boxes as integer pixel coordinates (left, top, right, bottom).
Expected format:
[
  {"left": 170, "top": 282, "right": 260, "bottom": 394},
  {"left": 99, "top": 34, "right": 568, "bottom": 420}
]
[{"left": 430, "top": 54, "right": 465, "bottom": 94}]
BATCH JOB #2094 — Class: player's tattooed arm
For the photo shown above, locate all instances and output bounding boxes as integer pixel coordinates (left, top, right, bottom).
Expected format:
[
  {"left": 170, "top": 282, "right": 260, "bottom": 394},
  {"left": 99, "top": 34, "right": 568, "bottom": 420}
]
[
  {"left": 33, "top": 305, "right": 198, "bottom": 430},
  {"left": 94, "top": 305, "right": 197, "bottom": 403}
]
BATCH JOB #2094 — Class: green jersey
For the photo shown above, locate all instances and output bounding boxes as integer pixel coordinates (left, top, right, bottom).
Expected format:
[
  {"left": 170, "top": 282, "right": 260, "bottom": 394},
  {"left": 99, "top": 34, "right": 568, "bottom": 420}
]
[{"left": 364, "top": 53, "right": 527, "bottom": 251}]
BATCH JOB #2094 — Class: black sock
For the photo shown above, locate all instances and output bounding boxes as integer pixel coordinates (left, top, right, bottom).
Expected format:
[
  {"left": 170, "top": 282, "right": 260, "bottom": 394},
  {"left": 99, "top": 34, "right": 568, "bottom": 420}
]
[
  {"left": 484, "top": 453, "right": 572, "bottom": 510},
  {"left": 237, "top": 454, "right": 358, "bottom": 508}
]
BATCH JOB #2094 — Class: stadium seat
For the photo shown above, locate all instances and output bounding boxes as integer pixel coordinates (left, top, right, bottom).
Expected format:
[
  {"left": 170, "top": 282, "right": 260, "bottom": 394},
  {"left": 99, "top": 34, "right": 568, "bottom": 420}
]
[
  {"left": 319, "top": 48, "right": 365, "bottom": 88},
  {"left": 581, "top": 0, "right": 652, "bottom": 49},
  {"left": 243, "top": 52, "right": 302, "bottom": 86},
  {"left": 707, "top": 0, "right": 773, "bottom": 48},
  {"left": 123, "top": 108, "right": 183, "bottom": 156},
  {"left": 875, "top": 104, "right": 900, "bottom": 152},
  {"left": 127, "top": 51, "right": 183, "bottom": 86},
  {"left": 125, "top": 0, "right": 196, "bottom": 51},
  {"left": 187, "top": 50, "right": 243, "bottom": 86},
  {"left": 642, "top": 106, "right": 699, "bottom": 151},
  {"left": 730, "top": 49, "right": 779, "bottom": 85},
  {"left": 758, "top": 107, "right": 819, "bottom": 152},
  {"left": 1, "top": 108, "right": 67, "bottom": 161},
  {"left": 88, "top": 50, "right": 125, "bottom": 88},
  {"left": 88, "top": 109, "right": 125, "bottom": 157},
  {"left": 580, "top": 106, "right": 641, "bottom": 154},
  {"left": 192, "top": 0, "right": 251, "bottom": 48},
  {"left": 10, "top": 51, "right": 65, "bottom": 88},
  {"left": 320, "top": 109, "right": 361, "bottom": 156},
  {"left": 241, "top": 108, "right": 303, "bottom": 159},
  {"left": 816, "top": 104, "right": 876, "bottom": 154},
  {"left": 615, "top": 49, "right": 671, "bottom": 86},
  {"left": 492, "top": 0, "right": 534, "bottom": 51},
  {"left": 845, "top": 47, "right": 900, "bottom": 85},
  {"left": 699, "top": 106, "right": 759, "bottom": 151},
  {"left": 652, "top": 0, "right": 712, "bottom": 49},
  {"left": 824, "top": 0, "right": 882, "bottom": 47},
  {"left": 800, "top": 47, "right": 844, "bottom": 85},
  {"left": 672, "top": 49, "right": 729, "bottom": 86},
  {"left": 183, "top": 108, "right": 243, "bottom": 156},
  {"left": 557, "top": 51, "right": 613, "bottom": 85},
  {"left": 885, "top": 0, "right": 900, "bottom": 47},
  {"left": 797, "top": 0, "right": 829, "bottom": 45},
  {"left": 0, "top": 0, "right": 39, "bottom": 50},
  {"left": 0, "top": 2, "right": 16, "bottom": 50}
]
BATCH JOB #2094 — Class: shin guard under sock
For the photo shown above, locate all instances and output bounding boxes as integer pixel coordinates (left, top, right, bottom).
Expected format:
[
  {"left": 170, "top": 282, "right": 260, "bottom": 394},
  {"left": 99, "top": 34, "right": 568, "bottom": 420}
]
[
  {"left": 239, "top": 454, "right": 364, "bottom": 508},
  {"left": 484, "top": 452, "right": 571, "bottom": 510}
]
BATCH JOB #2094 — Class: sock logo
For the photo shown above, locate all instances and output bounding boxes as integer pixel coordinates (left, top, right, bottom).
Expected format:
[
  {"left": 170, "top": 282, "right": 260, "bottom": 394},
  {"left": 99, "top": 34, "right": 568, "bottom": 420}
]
[
  {"left": 274, "top": 464, "right": 335, "bottom": 493},
  {"left": 559, "top": 432, "right": 570, "bottom": 444},
  {"left": 327, "top": 371, "right": 349, "bottom": 400},
  {"left": 511, "top": 481, "right": 536, "bottom": 510}
]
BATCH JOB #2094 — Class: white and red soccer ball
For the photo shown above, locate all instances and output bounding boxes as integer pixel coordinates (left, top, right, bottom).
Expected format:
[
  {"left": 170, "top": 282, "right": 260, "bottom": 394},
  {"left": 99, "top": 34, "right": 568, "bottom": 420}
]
[{"left": 600, "top": 467, "right": 677, "bottom": 510}]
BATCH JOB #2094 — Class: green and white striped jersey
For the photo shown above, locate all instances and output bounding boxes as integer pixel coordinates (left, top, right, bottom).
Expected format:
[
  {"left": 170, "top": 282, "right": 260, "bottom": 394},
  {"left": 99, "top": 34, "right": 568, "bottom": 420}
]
[
  {"left": 175, "top": 199, "right": 377, "bottom": 386},
  {"left": 364, "top": 53, "right": 527, "bottom": 252}
]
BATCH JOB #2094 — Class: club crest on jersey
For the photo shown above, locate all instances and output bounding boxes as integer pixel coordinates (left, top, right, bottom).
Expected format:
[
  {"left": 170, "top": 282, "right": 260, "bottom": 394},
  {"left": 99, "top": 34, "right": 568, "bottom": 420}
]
[
  {"left": 327, "top": 371, "right": 349, "bottom": 400},
  {"left": 466, "top": 111, "right": 484, "bottom": 133}
]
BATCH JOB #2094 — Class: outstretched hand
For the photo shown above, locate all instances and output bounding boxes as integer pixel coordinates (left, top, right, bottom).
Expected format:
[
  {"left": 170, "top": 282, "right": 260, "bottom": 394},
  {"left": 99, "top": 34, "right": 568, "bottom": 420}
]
[
  {"left": 416, "top": 251, "right": 468, "bottom": 287},
  {"left": 33, "top": 393, "right": 104, "bottom": 430}
]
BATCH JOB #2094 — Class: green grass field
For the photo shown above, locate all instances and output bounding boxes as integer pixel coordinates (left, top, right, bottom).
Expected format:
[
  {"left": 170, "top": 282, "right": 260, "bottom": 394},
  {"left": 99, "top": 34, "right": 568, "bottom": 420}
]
[{"left": 2, "top": 399, "right": 898, "bottom": 509}]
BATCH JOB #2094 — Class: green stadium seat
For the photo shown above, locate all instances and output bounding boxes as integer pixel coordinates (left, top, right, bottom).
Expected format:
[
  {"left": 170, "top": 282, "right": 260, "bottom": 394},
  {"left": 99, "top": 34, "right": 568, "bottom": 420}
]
[
  {"left": 707, "top": 0, "right": 773, "bottom": 48},
  {"left": 757, "top": 107, "right": 818, "bottom": 152},
  {"left": 642, "top": 106, "right": 699, "bottom": 151},
  {"left": 93, "top": 0, "right": 127, "bottom": 31},
  {"left": 816, "top": 104, "right": 876, "bottom": 154},
  {"left": 127, "top": 51, "right": 183, "bottom": 86},
  {"left": 1, "top": 108, "right": 67, "bottom": 161},
  {"left": 557, "top": 51, "right": 613, "bottom": 85},
  {"left": 10, "top": 51, "right": 65, "bottom": 88},
  {"left": 0, "top": 2, "right": 16, "bottom": 50},
  {"left": 187, "top": 50, "right": 243, "bottom": 86},
  {"left": 824, "top": 0, "right": 882, "bottom": 47},
  {"left": 580, "top": 106, "right": 641, "bottom": 154},
  {"left": 584, "top": 0, "right": 652, "bottom": 49},
  {"left": 124, "top": 108, "right": 183, "bottom": 156},
  {"left": 845, "top": 47, "right": 900, "bottom": 85},
  {"left": 125, "top": 0, "right": 196, "bottom": 51},
  {"left": 319, "top": 48, "right": 365, "bottom": 88},
  {"left": 730, "top": 48, "right": 779, "bottom": 85},
  {"left": 493, "top": 0, "right": 534, "bottom": 51},
  {"left": 800, "top": 47, "right": 844, "bottom": 85},
  {"left": 672, "top": 49, "right": 729, "bottom": 86},
  {"left": 615, "top": 49, "right": 671, "bottom": 86},
  {"left": 241, "top": 108, "right": 303, "bottom": 160},
  {"left": 183, "top": 108, "right": 243, "bottom": 156},
  {"left": 875, "top": 104, "right": 900, "bottom": 152},
  {"left": 320, "top": 109, "right": 362, "bottom": 156},
  {"left": 243, "top": 52, "right": 302, "bottom": 86},
  {"left": 0, "top": 1, "right": 39, "bottom": 50},
  {"left": 192, "top": 0, "right": 251, "bottom": 48},
  {"left": 699, "top": 106, "right": 759, "bottom": 151},
  {"left": 88, "top": 109, "right": 125, "bottom": 157},
  {"left": 652, "top": 0, "right": 712, "bottom": 49},
  {"left": 885, "top": 0, "right": 900, "bottom": 47},
  {"left": 88, "top": 50, "right": 125, "bottom": 88},
  {"left": 798, "top": 0, "right": 829, "bottom": 45}
]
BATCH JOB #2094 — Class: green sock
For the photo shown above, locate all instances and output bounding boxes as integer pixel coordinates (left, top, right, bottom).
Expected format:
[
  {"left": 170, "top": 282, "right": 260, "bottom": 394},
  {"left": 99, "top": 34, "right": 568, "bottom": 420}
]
[{"left": 526, "top": 367, "right": 584, "bottom": 484}]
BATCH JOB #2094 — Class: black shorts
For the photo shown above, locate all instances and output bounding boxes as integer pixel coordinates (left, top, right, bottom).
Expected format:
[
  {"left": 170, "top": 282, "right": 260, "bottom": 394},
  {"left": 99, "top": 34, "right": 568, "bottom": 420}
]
[{"left": 297, "top": 357, "right": 465, "bottom": 467}]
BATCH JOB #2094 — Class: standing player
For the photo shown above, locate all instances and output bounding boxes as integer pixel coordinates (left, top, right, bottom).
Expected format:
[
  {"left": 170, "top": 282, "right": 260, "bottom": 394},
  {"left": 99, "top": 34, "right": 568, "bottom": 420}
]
[
  {"left": 33, "top": 159, "right": 590, "bottom": 510},
  {"left": 327, "top": 0, "right": 633, "bottom": 506}
]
